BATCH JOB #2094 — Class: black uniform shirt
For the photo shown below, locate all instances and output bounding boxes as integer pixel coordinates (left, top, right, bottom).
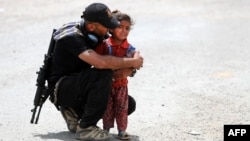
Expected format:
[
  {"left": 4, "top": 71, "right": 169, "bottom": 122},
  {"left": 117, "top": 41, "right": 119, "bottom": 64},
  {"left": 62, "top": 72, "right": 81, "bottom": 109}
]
[{"left": 48, "top": 21, "right": 97, "bottom": 87}]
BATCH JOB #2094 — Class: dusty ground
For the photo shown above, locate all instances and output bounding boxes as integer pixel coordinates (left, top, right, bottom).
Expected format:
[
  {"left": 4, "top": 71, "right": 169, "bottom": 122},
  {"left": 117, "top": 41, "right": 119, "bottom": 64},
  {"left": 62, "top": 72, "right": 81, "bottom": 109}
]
[{"left": 0, "top": 0, "right": 250, "bottom": 141}]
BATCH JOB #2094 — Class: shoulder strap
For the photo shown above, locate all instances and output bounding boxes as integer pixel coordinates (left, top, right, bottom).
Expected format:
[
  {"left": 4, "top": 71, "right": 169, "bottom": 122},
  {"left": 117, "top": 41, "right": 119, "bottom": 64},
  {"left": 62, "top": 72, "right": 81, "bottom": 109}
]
[
  {"left": 105, "top": 40, "right": 113, "bottom": 55},
  {"left": 127, "top": 44, "right": 136, "bottom": 57}
]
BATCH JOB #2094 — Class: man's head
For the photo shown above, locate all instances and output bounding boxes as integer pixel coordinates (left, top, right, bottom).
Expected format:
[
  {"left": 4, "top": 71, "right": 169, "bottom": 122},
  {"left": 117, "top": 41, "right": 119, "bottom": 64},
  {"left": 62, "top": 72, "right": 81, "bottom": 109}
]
[{"left": 81, "top": 3, "right": 119, "bottom": 29}]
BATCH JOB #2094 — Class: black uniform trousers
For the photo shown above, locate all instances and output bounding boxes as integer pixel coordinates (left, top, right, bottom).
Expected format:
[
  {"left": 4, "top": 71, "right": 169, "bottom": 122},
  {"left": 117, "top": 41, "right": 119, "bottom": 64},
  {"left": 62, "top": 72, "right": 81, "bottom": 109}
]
[{"left": 57, "top": 68, "right": 136, "bottom": 128}]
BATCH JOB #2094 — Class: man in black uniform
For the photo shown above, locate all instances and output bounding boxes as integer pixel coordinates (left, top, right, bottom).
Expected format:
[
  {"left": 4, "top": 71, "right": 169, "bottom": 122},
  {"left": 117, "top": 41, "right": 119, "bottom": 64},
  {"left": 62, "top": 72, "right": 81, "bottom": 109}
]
[{"left": 48, "top": 3, "right": 143, "bottom": 141}]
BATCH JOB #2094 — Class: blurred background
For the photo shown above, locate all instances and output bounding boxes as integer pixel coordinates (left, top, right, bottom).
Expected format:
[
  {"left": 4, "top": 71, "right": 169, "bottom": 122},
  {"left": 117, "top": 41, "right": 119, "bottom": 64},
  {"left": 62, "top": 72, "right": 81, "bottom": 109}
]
[{"left": 0, "top": 0, "right": 250, "bottom": 141}]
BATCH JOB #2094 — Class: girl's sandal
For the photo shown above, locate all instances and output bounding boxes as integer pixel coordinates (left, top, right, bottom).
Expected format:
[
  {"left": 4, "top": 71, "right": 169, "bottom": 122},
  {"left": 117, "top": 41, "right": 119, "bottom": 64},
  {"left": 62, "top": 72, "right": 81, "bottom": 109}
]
[{"left": 118, "top": 131, "right": 131, "bottom": 140}]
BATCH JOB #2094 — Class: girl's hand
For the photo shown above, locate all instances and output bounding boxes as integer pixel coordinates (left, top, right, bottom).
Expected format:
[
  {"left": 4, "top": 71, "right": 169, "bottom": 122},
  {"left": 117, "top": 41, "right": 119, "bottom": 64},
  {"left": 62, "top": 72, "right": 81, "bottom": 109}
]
[{"left": 113, "top": 68, "right": 134, "bottom": 79}]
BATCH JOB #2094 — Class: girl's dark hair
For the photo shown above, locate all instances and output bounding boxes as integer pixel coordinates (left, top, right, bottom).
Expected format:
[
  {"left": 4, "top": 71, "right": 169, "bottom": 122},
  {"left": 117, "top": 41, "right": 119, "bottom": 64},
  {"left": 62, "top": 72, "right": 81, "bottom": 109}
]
[{"left": 111, "top": 10, "right": 134, "bottom": 26}]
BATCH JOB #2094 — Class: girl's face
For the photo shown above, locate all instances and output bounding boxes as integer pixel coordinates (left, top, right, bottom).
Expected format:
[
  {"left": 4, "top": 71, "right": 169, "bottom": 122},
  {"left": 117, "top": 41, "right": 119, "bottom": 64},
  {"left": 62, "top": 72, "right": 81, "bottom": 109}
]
[{"left": 111, "top": 20, "right": 131, "bottom": 42}]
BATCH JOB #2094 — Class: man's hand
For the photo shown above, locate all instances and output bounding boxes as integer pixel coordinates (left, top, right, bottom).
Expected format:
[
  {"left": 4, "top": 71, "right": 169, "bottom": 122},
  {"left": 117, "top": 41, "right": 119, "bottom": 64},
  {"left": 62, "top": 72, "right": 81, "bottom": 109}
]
[{"left": 133, "top": 51, "right": 143, "bottom": 70}]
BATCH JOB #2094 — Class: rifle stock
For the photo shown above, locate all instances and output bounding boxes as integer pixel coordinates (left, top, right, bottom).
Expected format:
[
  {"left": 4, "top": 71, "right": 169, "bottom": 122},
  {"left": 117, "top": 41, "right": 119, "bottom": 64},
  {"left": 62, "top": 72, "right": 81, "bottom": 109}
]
[{"left": 30, "top": 29, "right": 56, "bottom": 124}]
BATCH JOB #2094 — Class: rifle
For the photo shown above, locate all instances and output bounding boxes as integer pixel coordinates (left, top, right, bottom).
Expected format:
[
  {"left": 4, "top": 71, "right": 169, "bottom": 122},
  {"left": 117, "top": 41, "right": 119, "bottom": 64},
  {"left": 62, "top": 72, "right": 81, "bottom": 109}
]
[{"left": 30, "top": 29, "right": 56, "bottom": 124}]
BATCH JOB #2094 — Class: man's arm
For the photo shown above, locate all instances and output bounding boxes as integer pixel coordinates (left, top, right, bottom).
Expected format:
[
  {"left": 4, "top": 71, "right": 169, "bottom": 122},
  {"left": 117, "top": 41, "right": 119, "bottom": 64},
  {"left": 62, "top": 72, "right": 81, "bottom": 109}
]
[{"left": 78, "top": 49, "right": 143, "bottom": 70}]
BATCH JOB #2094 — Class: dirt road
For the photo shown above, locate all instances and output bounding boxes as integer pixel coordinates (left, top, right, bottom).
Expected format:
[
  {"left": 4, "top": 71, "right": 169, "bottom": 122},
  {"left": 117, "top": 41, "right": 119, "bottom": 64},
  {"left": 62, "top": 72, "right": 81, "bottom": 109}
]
[{"left": 0, "top": 0, "right": 250, "bottom": 141}]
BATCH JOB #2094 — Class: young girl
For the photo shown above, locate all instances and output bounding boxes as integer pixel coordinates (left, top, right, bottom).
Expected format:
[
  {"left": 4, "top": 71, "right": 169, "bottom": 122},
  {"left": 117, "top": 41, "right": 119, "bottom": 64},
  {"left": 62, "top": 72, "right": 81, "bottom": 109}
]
[{"left": 95, "top": 10, "right": 136, "bottom": 139}]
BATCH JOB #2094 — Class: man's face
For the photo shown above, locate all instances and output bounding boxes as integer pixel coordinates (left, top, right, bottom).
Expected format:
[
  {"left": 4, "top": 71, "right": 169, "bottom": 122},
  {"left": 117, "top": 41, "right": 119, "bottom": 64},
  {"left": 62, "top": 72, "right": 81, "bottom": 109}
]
[{"left": 92, "top": 23, "right": 109, "bottom": 37}]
